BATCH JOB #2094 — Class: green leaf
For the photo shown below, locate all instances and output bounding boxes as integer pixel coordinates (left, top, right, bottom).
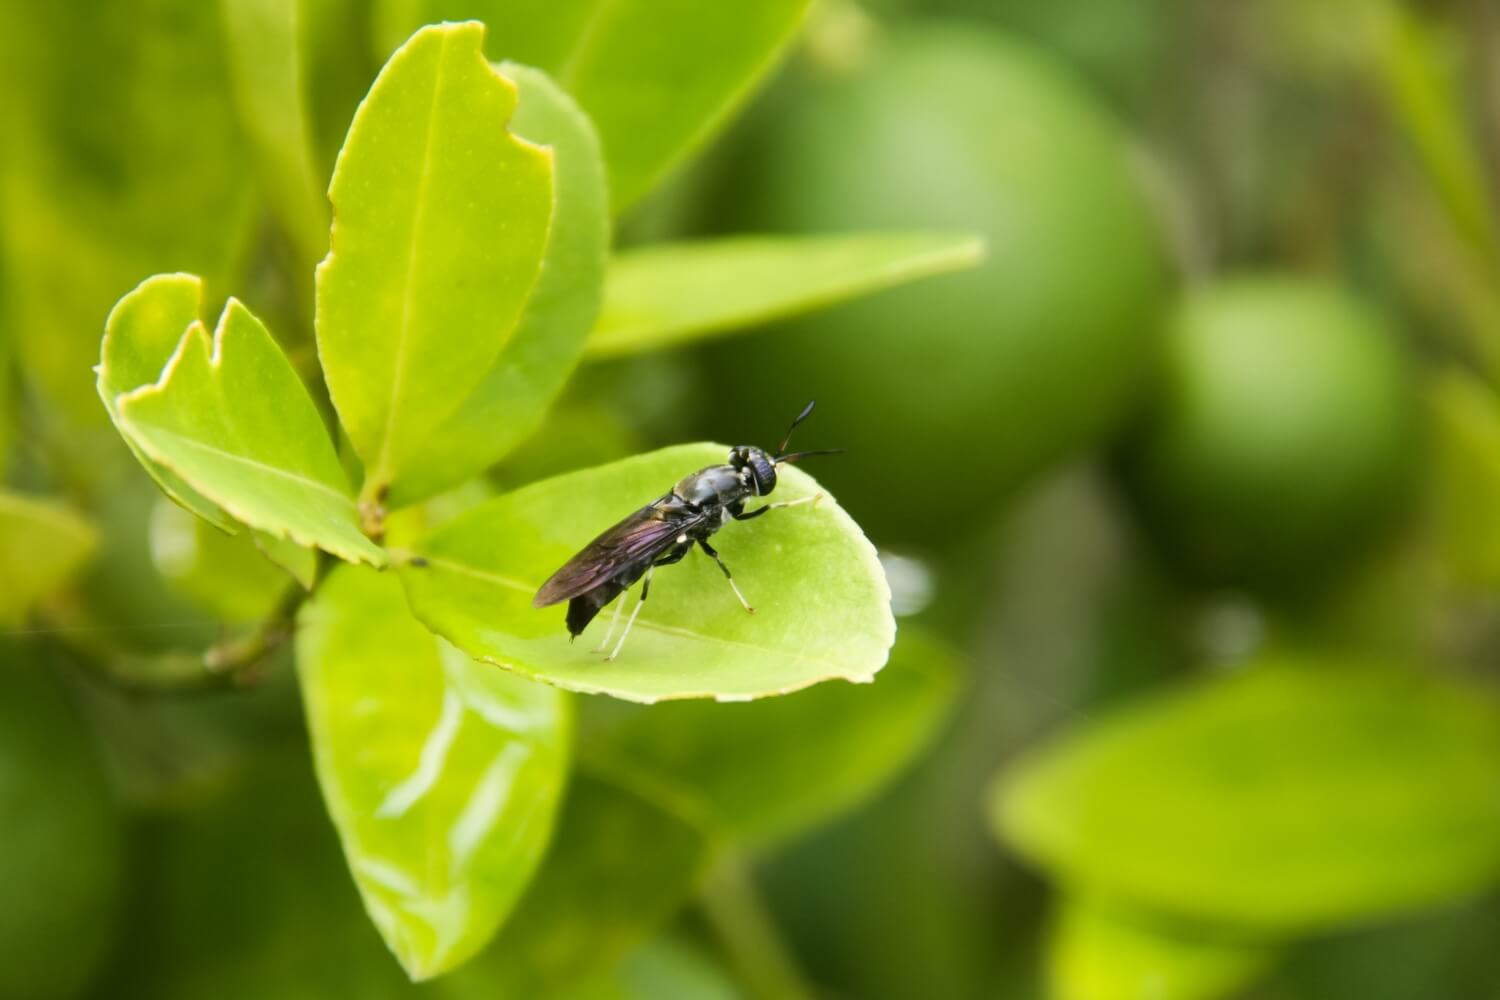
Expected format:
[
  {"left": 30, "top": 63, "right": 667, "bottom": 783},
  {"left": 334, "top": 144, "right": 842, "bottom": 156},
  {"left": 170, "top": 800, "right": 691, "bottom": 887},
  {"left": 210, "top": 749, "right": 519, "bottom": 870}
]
[
  {"left": 373, "top": 0, "right": 811, "bottom": 210},
  {"left": 0, "top": 0, "right": 256, "bottom": 424},
  {"left": 388, "top": 61, "right": 608, "bottom": 507},
  {"left": 397, "top": 443, "right": 894, "bottom": 703},
  {"left": 1431, "top": 369, "right": 1500, "bottom": 590},
  {"left": 437, "top": 773, "right": 710, "bottom": 997},
  {"left": 252, "top": 530, "right": 319, "bottom": 590},
  {"left": 117, "top": 295, "right": 386, "bottom": 566},
  {"left": 296, "top": 565, "right": 571, "bottom": 980},
  {"left": 580, "top": 627, "right": 958, "bottom": 846},
  {"left": 992, "top": 661, "right": 1500, "bottom": 931},
  {"left": 1049, "top": 900, "right": 1278, "bottom": 1000},
  {"left": 586, "top": 233, "right": 987, "bottom": 360},
  {"left": 316, "top": 22, "right": 554, "bottom": 505},
  {"left": 219, "top": 0, "right": 330, "bottom": 270},
  {"left": 148, "top": 499, "right": 293, "bottom": 622},
  {"left": 0, "top": 492, "right": 97, "bottom": 626},
  {"left": 98, "top": 273, "right": 234, "bottom": 532}
]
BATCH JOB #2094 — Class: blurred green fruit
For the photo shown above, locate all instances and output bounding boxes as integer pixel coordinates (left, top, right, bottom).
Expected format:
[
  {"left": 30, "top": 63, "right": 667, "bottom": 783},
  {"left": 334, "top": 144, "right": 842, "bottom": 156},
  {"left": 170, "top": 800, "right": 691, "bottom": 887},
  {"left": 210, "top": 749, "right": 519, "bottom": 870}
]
[
  {"left": 0, "top": 659, "right": 122, "bottom": 1000},
  {"left": 700, "top": 24, "right": 1168, "bottom": 546},
  {"left": 1118, "top": 277, "right": 1418, "bottom": 590}
]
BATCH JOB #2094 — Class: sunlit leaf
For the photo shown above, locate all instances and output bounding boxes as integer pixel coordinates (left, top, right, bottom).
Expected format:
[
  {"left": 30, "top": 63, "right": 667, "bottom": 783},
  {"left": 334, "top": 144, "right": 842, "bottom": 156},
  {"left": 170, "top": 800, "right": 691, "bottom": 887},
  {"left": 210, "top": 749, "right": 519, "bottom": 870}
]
[
  {"left": 372, "top": 0, "right": 811, "bottom": 210},
  {"left": 148, "top": 499, "right": 291, "bottom": 623},
  {"left": 296, "top": 565, "right": 571, "bottom": 980},
  {"left": 993, "top": 661, "right": 1500, "bottom": 931},
  {"left": 1049, "top": 899, "right": 1278, "bottom": 1000},
  {"left": 117, "top": 295, "right": 385, "bottom": 566},
  {"left": 0, "top": 492, "right": 97, "bottom": 626},
  {"left": 389, "top": 62, "right": 607, "bottom": 507},
  {"left": 586, "top": 233, "right": 986, "bottom": 359},
  {"left": 98, "top": 273, "right": 234, "bottom": 532},
  {"left": 580, "top": 627, "right": 958, "bottom": 846},
  {"left": 219, "top": 0, "right": 330, "bottom": 270},
  {"left": 436, "top": 773, "right": 711, "bottom": 997},
  {"left": 397, "top": 443, "right": 894, "bottom": 703},
  {"left": 0, "top": 0, "right": 255, "bottom": 424},
  {"left": 316, "top": 22, "right": 554, "bottom": 505}
]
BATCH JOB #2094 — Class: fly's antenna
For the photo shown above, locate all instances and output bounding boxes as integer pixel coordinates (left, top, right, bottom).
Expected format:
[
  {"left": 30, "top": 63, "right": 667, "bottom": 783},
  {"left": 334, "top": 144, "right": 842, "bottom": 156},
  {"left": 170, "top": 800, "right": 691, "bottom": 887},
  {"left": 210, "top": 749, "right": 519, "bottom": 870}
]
[{"left": 774, "top": 401, "right": 842, "bottom": 465}]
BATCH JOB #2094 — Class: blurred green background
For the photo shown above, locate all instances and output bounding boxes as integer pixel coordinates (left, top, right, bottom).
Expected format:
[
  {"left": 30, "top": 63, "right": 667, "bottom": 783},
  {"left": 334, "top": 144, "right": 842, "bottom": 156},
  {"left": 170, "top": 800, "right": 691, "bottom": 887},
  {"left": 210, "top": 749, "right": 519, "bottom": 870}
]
[{"left": 8, "top": 0, "right": 1500, "bottom": 998}]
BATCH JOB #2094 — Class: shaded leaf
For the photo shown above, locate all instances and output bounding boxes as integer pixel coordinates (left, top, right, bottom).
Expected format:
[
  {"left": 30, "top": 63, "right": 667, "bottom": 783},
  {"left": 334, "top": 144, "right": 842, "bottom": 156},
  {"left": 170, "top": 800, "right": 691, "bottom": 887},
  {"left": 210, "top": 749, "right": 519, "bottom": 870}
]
[
  {"left": 586, "top": 233, "right": 986, "bottom": 359},
  {"left": 1431, "top": 369, "right": 1500, "bottom": 591},
  {"left": 373, "top": 0, "right": 811, "bottom": 210},
  {"left": 252, "top": 530, "right": 319, "bottom": 590},
  {"left": 389, "top": 61, "right": 608, "bottom": 507},
  {"left": 219, "top": 0, "right": 330, "bottom": 270},
  {"left": 296, "top": 565, "right": 571, "bottom": 980},
  {"left": 1049, "top": 899, "right": 1277, "bottom": 1000},
  {"left": 148, "top": 498, "right": 292, "bottom": 622},
  {"left": 98, "top": 273, "right": 233, "bottom": 532},
  {"left": 117, "top": 295, "right": 385, "bottom": 566},
  {"left": 0, "top": 492, "right": 97, "bottom": 626},
  {"left": 992, "top": 661, "right": 1500, "bottom": 931},
  {"left": 580, "top": 627, "right": 958, "bottom": 846},
  {"left": 437, "top": 772, "right": 711, "bottom": 997},
  {"left": 397, "top": 443, "right": 894, "bottom": 703},
  {"left": 315, "top": 22, "right": 554, "bottom": 504}
]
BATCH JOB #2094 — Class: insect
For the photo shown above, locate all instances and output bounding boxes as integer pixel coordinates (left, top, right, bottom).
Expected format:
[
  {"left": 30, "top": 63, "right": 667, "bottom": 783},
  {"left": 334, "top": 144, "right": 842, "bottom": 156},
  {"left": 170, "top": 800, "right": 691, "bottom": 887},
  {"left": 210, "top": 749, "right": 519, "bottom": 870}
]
[{"left": 532, "top": 401, "right": 841, "bottom": 661}]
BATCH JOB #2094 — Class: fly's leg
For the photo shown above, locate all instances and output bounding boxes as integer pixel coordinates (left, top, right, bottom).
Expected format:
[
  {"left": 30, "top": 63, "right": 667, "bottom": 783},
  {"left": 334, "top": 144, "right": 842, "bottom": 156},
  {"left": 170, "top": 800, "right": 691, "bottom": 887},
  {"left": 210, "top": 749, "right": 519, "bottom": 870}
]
[
  {"left": 732, "top": 492, "right": 824, "bottom": 521},
  {"left": 605, "top": 566, "right": 652, "bottom": 662},
  {"left": 698, "top": 539, "right": 754, "bottom": 614},
  {"left": 590, "top": 594, "right": 627, "bottom": 654}
]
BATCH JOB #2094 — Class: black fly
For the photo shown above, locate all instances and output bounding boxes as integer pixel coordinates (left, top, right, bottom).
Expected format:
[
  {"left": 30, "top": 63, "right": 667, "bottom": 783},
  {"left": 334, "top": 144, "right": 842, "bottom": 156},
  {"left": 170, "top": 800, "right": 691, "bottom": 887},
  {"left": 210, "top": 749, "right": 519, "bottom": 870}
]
[{"left": 532, "top": 402, "right": 840, "bottom": 660}]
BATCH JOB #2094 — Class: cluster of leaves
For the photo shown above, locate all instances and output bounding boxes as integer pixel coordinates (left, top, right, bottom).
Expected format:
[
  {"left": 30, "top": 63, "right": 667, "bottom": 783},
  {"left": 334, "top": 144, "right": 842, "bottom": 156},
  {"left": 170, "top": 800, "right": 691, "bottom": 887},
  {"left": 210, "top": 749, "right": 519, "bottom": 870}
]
[{"left": 0, "top": 5, "right": 987, "bottom": 992}]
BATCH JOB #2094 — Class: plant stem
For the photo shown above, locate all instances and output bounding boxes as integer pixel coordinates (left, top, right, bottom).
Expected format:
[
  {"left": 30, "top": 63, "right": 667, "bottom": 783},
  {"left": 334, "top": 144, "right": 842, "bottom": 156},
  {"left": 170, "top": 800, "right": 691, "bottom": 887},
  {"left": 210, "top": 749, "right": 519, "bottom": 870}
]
[{"left": 700, "top": 856, "right": 818, "bottom": 1000}]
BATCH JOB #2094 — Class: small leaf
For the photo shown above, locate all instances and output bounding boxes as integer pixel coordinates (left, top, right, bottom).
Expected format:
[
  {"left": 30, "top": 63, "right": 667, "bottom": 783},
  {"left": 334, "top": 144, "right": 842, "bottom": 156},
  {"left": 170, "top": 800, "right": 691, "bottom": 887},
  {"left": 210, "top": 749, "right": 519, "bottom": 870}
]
[
  {"left": 436, "top": 773, "right": 710, "bottom": 997},
  {"left": 117, "top": 296, "right": 385, "bottom": 566},
  {"left": 316, "top": 22, "right": 554, "bottom": 504},
  {"left": 1049, "top": 899, "right": 1278, "bottom": 1000},
  {"left": 98, "top": 273, "right": 234, "bottom": 532},
  {"left": 148, "top": 499, "right": 292, "bottom": 622},
  {"left": 397, "top": 443, "right": 894, "bottom": 703},
  {"left": 297, "top": 565, "right": 571, "bottom": 979},
  {"left": 389, "top": 61, "right": 608, "bottom": 507},
  {"left": 992, "top": 661, "right": 1500, "bottom": 931},
  {"left": 586, "top": 233, "right": 987, "bottom": 359},
  {"left": 252, "top": 530, "right": 318, "bottom": 589},
  {"left": 219, "top": 0, "right": 330, "bottom": 270},
  {"left": 580, "top": 627, "right": 958, "bottom": 846},
  {"left": 0, "top": 492, "right": 97, "bottom": 626},
  {"left": 373, "top": 0, "right": 811, "bottom": 210}
]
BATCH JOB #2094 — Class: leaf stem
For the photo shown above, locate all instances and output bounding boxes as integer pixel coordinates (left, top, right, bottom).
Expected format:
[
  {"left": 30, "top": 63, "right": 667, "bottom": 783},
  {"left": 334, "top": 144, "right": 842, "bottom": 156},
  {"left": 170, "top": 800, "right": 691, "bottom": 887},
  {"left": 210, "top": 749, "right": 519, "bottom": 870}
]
[{"left": 700, "top": 856, "right": 818, "bottom": 1000}]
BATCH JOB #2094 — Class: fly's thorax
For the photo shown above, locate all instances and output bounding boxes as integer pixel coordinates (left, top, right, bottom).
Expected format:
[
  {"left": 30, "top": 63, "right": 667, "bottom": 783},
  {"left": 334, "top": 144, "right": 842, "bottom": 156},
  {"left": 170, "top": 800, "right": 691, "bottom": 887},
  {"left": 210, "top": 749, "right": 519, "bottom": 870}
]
[{"left": 674, "top": 464, "right": 753, "bottom": 507}]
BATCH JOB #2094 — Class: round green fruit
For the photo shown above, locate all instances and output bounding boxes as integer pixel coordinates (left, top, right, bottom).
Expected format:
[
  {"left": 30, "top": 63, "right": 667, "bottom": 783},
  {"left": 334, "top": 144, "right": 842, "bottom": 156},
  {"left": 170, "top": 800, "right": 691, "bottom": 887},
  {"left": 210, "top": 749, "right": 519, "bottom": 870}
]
[
  {"left": 699, "top": 25, "right": 1168, "bottom": 546},
  {"left": 1118, "top": 277, "right": 1418, "bottom": 589}
]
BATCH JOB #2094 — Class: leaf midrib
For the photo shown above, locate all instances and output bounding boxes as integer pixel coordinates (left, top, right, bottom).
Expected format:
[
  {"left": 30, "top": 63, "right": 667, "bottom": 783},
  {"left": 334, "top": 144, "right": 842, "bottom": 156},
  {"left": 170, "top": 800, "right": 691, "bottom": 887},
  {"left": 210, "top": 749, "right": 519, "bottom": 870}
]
[{"left": 124, "top": 423, "right": 353, "bottom": 507}]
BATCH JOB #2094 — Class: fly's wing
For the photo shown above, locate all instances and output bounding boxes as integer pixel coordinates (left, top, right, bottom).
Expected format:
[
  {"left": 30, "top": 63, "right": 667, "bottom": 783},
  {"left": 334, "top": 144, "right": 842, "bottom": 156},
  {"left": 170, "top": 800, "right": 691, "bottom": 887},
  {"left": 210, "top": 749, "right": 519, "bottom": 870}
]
[{"left": 533, "top": 495, "right": 706, "bottom": 607}]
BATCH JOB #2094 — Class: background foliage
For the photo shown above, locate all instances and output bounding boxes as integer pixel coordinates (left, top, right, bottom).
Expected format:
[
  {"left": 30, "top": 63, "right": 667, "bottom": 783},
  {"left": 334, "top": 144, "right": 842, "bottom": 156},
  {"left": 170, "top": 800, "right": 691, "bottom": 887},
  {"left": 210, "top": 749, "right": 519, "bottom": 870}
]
[{"left": 6, "top": 1, "right": 1500, "bottom": 998}]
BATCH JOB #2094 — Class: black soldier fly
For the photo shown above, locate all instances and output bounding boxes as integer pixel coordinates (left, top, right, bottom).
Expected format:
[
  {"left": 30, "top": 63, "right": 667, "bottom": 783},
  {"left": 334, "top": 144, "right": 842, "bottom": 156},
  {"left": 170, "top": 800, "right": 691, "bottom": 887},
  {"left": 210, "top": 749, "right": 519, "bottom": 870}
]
[{"left": 533, "top": 401, "right": 840, "bottom": 660}]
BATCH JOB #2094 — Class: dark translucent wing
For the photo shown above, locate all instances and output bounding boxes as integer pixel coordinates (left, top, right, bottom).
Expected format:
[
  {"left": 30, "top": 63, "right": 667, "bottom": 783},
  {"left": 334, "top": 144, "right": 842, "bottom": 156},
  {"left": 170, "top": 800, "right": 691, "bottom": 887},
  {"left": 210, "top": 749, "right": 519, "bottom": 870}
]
[{"left": 533, "top": 495, "right": 706, "bottom": 607}]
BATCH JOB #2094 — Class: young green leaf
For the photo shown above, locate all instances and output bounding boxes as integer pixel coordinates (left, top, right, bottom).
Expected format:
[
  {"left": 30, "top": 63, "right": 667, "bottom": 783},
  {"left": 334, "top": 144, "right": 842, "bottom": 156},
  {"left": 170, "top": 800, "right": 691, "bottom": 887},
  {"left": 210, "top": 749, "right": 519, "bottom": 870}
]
[
  {"left": 252, "top": 530, "right": 318, "bottom": 590},
  {"left": 297, "top": 565, "right": 571, "bottom": 980},
  {"left": 98, "top": 273, "right": 234, "bottom": 532},
  {"left": 580, "top": 627, "right": 958, "bottom": 846},
  {"left": 435, "top": 773, "right": 711, "bottom": 998},
  {"left": 117, "top": 298, "right": 385, "bottom": 566},
  {"left": 396, "top": 444, "right": 894, "bottom": 703},
  {"left": 372, "top": 0, "right": 811, "bottom": 210},
  {"left": 316, "top": 22, "right": 554, "bottom": 506},
  {"left": 0, "top": 492, "right": 97, "bottom": 626},
  {"left": 586, "top": 233, "right": 987, "bottom": 359},
  {"left": 1049, "top": 900, "right": 1278, "bottom": 1000},
  {"left": 389, "top": 62, "right": 608, "bottom": 508},
  {"left": 992, "top": 661, "right": 1500, "bottom": 931},
  {"left": 219, "top": 0, "right": 330, "bottom": 270},
  {"left": 149, "top": 499, "right": 292, "bottom": 622}
]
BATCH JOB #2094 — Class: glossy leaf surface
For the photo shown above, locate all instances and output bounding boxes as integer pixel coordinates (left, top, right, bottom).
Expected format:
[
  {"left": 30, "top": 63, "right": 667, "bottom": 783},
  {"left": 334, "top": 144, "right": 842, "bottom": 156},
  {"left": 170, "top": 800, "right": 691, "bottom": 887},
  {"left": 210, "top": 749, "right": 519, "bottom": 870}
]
[
  {"left": 297, "top": 565, "right": 570, "bottom": 979},
  {"left": 117, "top": 296, "right": 385, "bottom": 566},
  {"left": 586, "top": 233, "right": 985, "bottom": 359},
  {"left": 994, "top": 662, "right": 1500, "bottom": 931},
  {"left": 316, "top": 22, "right": 553, "bottom": 503},
  {"left": 398, "top": 444, "right": 894, "bottom": 702}
]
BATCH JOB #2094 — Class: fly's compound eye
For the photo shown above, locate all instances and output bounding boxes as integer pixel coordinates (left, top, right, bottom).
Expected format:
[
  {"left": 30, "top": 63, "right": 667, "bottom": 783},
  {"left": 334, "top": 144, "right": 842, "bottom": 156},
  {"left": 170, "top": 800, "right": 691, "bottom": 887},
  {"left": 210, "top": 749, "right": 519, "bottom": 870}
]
[{"left": 747, "top": 453, "right": 777, "bottom": 495}]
